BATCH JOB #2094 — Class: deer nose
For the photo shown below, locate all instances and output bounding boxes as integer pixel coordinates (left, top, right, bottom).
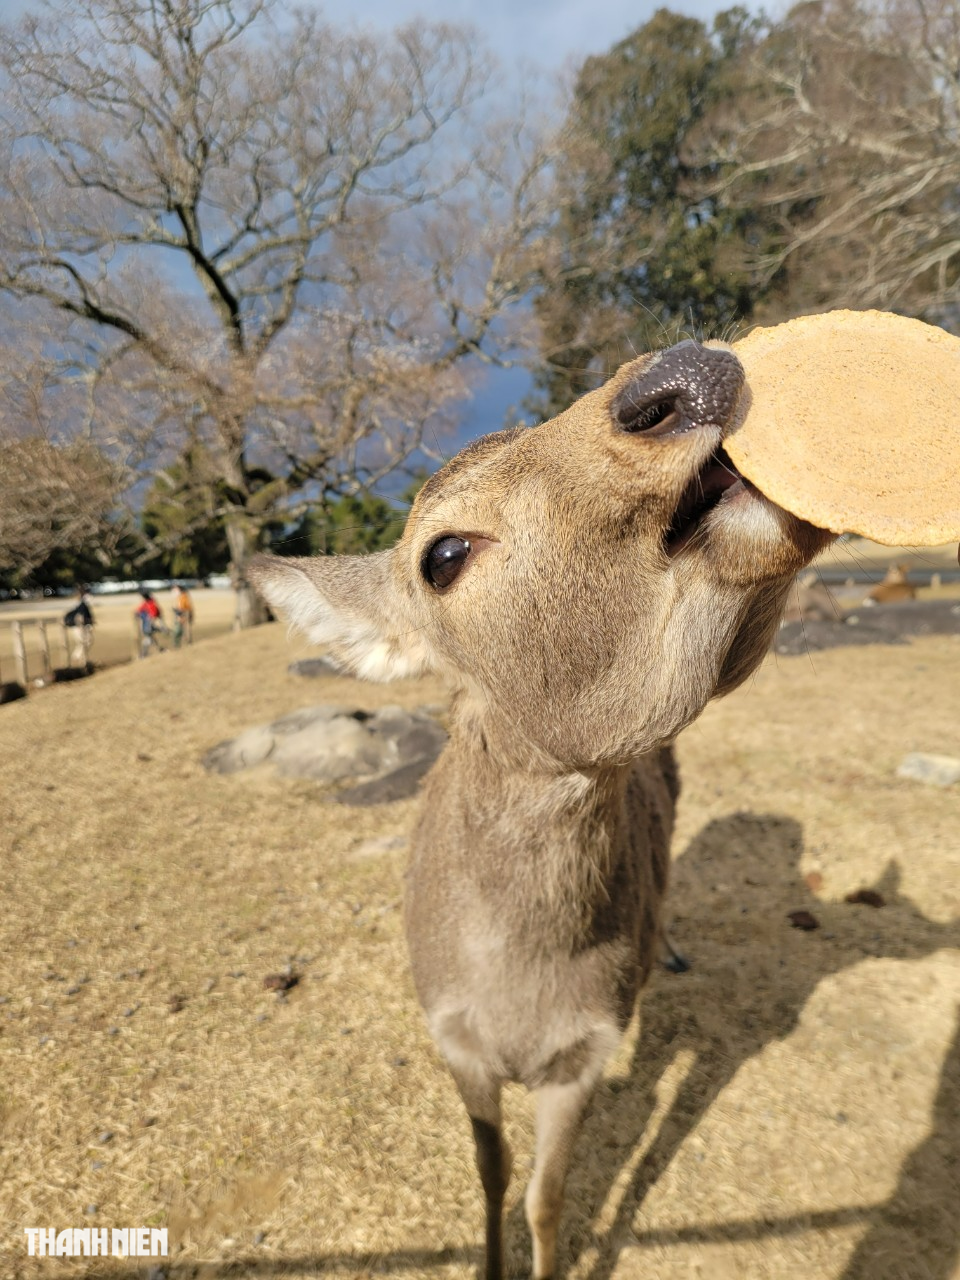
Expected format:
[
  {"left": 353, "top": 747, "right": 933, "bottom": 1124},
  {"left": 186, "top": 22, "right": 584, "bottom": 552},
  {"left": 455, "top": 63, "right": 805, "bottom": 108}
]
[{"left": 612, "top": 340, "right": 744, "bottom": 436}]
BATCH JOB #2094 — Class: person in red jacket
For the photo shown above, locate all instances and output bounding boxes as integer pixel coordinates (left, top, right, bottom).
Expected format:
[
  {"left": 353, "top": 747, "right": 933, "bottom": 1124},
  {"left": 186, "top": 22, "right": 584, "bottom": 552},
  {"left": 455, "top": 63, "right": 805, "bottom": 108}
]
[{"left": 134, "top": 589, "right": 165, "bottom": 658}]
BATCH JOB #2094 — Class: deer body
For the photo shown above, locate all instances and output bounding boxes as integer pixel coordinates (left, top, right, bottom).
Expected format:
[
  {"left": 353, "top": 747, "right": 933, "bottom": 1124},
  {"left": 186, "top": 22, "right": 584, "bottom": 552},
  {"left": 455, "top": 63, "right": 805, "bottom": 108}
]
[
  {"left": 251, "top": 340, "right": 833, "bottom": 1278},
  {"left": 407, "top": 741, "right": 678, "bottom": 1278},
  {"left": 865, "top": 563, "right": 916, "bottom": 604}
]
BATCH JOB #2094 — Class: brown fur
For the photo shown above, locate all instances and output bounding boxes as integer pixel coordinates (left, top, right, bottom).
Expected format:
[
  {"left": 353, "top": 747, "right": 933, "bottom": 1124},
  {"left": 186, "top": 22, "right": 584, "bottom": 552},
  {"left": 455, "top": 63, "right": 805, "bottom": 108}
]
[
  {"left": 865, "top": 563, "right": 917, "bottom": 605},
  {"left": 250, "top": 340, "right": 834, "bottom": 1279}
]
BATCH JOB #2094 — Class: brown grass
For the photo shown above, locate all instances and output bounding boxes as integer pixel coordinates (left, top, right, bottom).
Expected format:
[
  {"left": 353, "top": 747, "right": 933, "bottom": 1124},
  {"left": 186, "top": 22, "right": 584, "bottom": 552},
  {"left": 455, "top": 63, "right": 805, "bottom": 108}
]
[{"left": 0, "top": 618, "right": 958, "bottom": 1279}]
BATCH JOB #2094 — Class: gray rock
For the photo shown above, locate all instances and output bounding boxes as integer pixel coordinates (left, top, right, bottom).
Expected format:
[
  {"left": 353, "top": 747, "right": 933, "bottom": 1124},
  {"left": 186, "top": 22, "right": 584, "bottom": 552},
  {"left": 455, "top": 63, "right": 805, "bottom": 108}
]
[
  {"left": 335, "top": 757, "right": 436, "bottom": 806},
  {"left": 896, "top": 752, "right": 960, "bottom": 787},
  {"left": 202, "top": 704, "right": 446, "bottom": 801},
  {"left": 273, "top": 714, "right": 386, "bottom": 781},
  {"left": 203, "top": 724, "right": 275, "bottom": 774},
  {"left": 269, "top": 705, "right": 344, "bottom": 735},
  {"left": 288, "top": 657, "right": 349, "bottom": 679}
]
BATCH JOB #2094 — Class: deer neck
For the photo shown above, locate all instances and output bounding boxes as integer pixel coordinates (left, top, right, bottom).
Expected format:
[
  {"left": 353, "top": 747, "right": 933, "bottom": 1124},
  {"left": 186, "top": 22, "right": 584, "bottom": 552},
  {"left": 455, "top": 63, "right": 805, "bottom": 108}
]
[{"left": 424, "top": 703, "right": 637, "bottom": 946}]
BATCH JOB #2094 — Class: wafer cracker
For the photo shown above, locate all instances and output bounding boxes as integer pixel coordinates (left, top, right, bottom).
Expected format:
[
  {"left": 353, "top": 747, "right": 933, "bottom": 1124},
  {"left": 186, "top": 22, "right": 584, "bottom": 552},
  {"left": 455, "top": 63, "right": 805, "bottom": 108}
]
[{"left": 723, "top": 310, "right": 960, "bottom": 545}]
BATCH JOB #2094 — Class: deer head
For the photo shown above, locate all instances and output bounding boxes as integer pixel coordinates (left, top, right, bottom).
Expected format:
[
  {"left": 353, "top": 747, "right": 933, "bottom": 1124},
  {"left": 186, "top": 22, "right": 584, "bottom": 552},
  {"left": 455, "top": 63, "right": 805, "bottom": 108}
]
[{"left": 251, "top": 341, "right": 832, "bottom": 769}]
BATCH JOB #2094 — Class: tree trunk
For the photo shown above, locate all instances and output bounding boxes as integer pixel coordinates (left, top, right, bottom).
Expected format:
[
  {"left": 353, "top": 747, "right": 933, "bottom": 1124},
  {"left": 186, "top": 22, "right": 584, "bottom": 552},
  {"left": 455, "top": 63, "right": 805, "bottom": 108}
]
[{"left": 226, "top": 518, "right": 269, "bottom": 629}]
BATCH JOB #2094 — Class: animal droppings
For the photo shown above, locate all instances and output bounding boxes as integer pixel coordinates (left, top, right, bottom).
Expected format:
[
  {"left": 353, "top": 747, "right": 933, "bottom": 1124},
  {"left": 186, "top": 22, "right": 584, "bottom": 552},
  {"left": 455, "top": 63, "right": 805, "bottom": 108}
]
[
  {"left": 262, "top": 972, "right": 300, "bottom": 992},
  {"left": 787, "top": 910, "right": 820, "bottom": 931}
]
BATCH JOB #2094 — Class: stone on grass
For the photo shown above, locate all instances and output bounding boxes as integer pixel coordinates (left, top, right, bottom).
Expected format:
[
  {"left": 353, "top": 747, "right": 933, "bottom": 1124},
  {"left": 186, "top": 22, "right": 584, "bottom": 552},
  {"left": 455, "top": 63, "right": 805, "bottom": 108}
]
[
  {"left": 896, "top": 752, "right": 960, "bottom": 787},
  {"left": 202, "top": 704, "right": 447, "bottom": 802},
  {"left": 288, "top": 657, "right": 348, "bottom": 679},
  {"left": 335, "top": 758, "right": 435, "bottom": 806},
  {"left": 203, "top": 724, "right": 275, "bottom": 773}
]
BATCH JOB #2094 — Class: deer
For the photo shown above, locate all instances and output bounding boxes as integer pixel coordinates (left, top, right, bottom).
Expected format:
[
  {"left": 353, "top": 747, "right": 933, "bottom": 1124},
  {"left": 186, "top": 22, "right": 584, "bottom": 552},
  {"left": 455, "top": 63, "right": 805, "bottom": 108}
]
[
  {"left": 249, "top": 339, "right": 834, "bottom": 1280},
  {"left": 864, "top": 562, "right": 917, "bottom": 605}
]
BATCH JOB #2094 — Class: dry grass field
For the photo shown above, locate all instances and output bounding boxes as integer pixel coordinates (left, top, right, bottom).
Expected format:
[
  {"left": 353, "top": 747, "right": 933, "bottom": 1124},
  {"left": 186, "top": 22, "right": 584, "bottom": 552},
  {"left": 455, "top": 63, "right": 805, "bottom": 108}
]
[{"left": 1, "top": 585, "right": 958, "bottom": 1278}]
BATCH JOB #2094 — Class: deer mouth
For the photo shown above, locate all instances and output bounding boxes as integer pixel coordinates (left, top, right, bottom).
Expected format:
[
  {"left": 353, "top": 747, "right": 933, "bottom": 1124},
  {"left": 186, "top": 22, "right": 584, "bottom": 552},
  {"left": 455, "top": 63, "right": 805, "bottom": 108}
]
[{"left": 665, "top": 446, "right": 745, "bottom": 557}]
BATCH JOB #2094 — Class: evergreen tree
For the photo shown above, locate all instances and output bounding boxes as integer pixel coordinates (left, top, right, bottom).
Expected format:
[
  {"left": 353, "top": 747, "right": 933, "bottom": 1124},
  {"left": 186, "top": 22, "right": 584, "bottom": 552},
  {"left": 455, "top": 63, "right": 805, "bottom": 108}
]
[
  {"left": 278, "top": 473, "right": 429, "bottom": 558},
  {"left": 531, "top": 7, "right": 771, "bottom": 420},
  {"left": 278, "top": 492, "right": 404, "bottom": 558},
  {"left": 141, "top": 449, "right": 231, "bottom": 579}
]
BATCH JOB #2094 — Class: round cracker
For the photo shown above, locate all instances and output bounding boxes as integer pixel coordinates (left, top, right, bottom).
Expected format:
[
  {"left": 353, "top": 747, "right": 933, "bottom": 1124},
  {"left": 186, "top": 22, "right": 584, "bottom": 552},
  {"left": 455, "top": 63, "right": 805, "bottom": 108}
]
[{"left": 723, "top": 310, "right": 960, "bottom": 545}]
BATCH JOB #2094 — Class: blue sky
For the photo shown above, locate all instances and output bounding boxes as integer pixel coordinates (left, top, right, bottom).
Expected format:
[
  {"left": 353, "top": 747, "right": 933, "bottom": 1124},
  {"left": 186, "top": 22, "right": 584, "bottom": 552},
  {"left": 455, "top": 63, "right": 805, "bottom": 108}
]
[
  {"left": 328, "top": 0, "right": 730, "bottom": 70},
  {"left": 320, "top": 0, "right": 744, "bottom": 446},
  {"left": 6, "top": 0, "right": 733, "bottom": 55},
  {"left": 3, "top": 0, "right": 741, "bottom": 452}
]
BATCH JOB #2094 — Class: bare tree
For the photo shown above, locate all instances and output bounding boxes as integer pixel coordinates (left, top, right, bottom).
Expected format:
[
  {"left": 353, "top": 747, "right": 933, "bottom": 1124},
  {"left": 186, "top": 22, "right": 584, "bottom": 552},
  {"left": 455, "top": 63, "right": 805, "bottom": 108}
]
[
  {"left": 0, "top": 436, "right": 122, "bottom": 577},
  {"left": 0, "top": 0, "right": 554, "bottom": 623},
  {"left": 525, "top": 8, "right": 773, "bottom": 422},
  {"left": 0, "top": 329, "right": 127, "bottom": 576},
  {"left": 696, "top": 0, "right": 960, "bottom": 327}
]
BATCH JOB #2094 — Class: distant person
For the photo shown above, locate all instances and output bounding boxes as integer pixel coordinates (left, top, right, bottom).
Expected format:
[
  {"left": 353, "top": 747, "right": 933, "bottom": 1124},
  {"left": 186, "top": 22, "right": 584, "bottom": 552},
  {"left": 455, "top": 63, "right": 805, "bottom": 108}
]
[
  {"left": 134, "top": 589, "right": 165, "bottom": 658},
  {"left": 171, "top": 583, "right": 194, "bottom": 648},
  {"left": 64, "top": 587, "right": 95, "bottom": 666}
]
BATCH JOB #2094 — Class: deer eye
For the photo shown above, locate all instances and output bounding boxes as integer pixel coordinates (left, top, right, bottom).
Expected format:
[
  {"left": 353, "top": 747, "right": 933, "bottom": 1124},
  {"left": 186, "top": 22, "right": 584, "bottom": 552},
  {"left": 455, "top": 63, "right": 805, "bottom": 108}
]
[{"left": 422, "top": 536, "right": 471, "bottom": 590}]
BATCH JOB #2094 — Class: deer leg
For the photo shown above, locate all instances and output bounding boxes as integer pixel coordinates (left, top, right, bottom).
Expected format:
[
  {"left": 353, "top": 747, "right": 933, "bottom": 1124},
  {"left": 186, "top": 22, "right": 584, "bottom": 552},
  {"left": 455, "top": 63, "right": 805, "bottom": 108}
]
[
  {"left": 472, "top": 1114, "right": 510, "bottom": 1280},
  {"left": 659, "top": 927, "right": 690, "bottom": 974},
  {"left": 452, "top": 1068, "right": 511, "bottom": 1280},
  {"left": 525, "top": 1077, "right": 594, "bottom": 1280}
]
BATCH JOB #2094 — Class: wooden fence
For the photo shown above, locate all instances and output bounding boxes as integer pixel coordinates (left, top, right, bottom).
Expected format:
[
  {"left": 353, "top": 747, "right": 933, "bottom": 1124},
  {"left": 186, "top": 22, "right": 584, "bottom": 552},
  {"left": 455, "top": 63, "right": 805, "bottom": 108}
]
[{"left": 0, "top": 618, "right": 93, "bottom": 700}]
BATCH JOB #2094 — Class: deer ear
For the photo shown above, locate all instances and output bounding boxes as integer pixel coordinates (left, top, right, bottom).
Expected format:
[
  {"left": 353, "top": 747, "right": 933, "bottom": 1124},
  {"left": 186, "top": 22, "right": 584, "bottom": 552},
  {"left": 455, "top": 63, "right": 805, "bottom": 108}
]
[{"left": 248, "top": 551, "right": 433, "bottom": 682}]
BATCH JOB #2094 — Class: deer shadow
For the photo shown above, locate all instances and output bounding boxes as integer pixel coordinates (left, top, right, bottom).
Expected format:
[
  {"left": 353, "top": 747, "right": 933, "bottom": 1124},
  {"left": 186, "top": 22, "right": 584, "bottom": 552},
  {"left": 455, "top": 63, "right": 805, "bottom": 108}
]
[
  {"left": 502, "top": 811, "right": 960, "bottom": 1280},
  {"left": 841, "top": 1007, "right": 960, "bottom": 1280}
]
